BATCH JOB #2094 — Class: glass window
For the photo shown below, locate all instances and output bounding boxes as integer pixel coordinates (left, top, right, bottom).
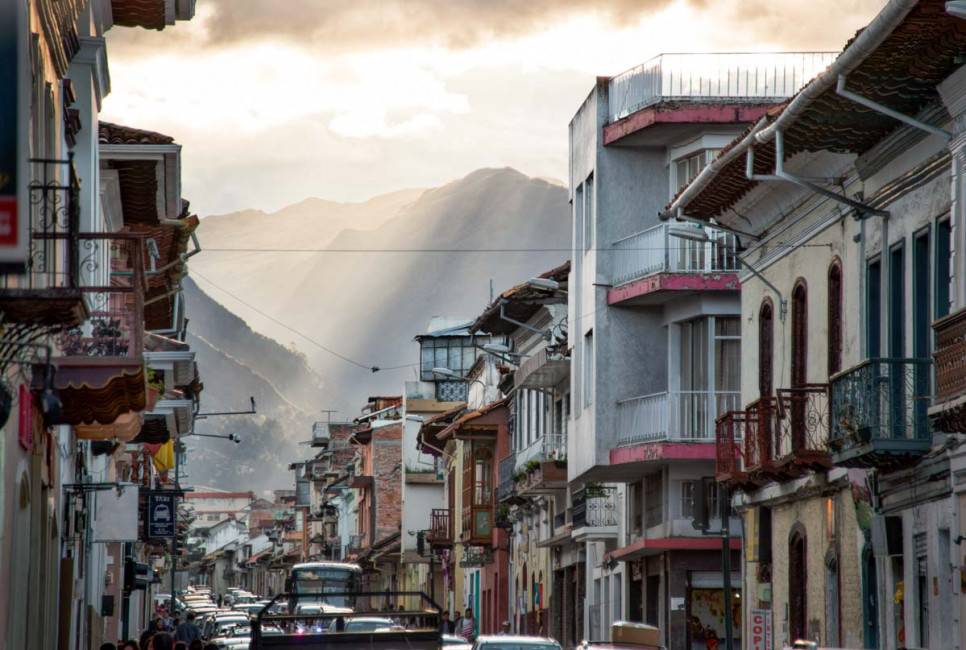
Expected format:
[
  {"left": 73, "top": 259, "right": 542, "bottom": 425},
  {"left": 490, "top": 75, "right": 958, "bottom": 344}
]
[
  {"left": 583, "top": 331, "right": 594, "bottom": 408},
  {"left": 645, "top": 472, "right": 663, "bottom": 527},
  {"left": 673, "top": 149, "right": 722, "bottom": 195},
  {"left": 936, "top": 218, "right": 951, "bottom": 319},
  {"left": 584, "top": 174, "right": 595, "bottom": 252},
  {"left": 714, "top": 318, "right": 741, "bottom": 392}
]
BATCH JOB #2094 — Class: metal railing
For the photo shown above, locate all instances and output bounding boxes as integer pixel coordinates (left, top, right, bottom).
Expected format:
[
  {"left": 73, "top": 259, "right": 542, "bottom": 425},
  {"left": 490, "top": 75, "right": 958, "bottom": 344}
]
[
  {"left": 56, "top": 234, "right": 146, "bottom": 360},
  {"left": 541, "top": 432, "right": 567, "bottom": 459},
  {"left": 611, "top": 223, "right": 739, "bottom": 286},
  {"left": 830, "top": 358, "right": 932, "bottom": 446},
  {"left": 572, "top": 486, "right": 618, "bottom": 528},
  {"left": 743, "top": 397, "right": 778, "bottom": 472},
  {"left": 715, "top": 410, "right": 746, "bottom": 481},
  {"left": 607, "top": 52, "right": 837, "bottom": 122},
  {"left": 617, "top": 390, "right": 741, "bottom": 446},
  {"left": 933, "top": 308, "right": 966, "bottom": 403},
  {"left": 497, "top": 453, "right": 516, "bottom": 501},
  {"left": 427, "top": 508, "right": 452, "bottom": 546},
  {"left": 775, "top": 384, "right": 831, "bottom": 458}
]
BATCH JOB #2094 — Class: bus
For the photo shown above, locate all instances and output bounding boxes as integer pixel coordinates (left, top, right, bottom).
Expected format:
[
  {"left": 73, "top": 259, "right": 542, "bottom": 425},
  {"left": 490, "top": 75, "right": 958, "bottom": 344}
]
[{"left": 284, "top": 561, "right": 362, "bottom": 612}]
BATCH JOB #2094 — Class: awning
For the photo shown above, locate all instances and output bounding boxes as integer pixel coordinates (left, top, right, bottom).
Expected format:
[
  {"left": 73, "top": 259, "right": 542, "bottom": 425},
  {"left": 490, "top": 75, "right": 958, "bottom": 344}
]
[
  {"left": 246, "top": 548, "right": 272, "bottom": 565},
  {"left": 75, "top": 410, "right": 142, "bottom": 441},
  {"left": 44, "top": 358, "right": 146, "bottom": 426}
]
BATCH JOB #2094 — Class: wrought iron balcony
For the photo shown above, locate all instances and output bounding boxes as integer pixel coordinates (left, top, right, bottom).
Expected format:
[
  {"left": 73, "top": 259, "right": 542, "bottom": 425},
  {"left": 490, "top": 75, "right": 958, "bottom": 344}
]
[
  {"left": 617, "top": 390, "right": 741, "bottom": 446},
  {"left": 715, "top": 410, "right": 746, "bottom": 486},
  {"left": 932, "top": 308, "right": 966, "bottom": 431},
  {"left": 572, "top": 485, "right": 618, "bottom": 530},
  {"left": 774, "top": 384, "right": 832, "bottom": 474},
  {"left": 347, "top": 534, "right": 367, "bottom": 555},
  {"left": 830, "top": 358, "right": 932, "bottom": 469},
  {"left": 607, "top": 52, "right": 837, "bottom": 123},
  {"left": 742, "top": 397, "right": 778, "bottom": 481},
  {"left": 427, "top": 508, "right": 453, "bottom": 548},
  {"left": 0, "top": 158, "right": 86, "bottom": 326},
  {"left": 496, "top": 453, "right": 517, "bottom": 502},
  {"left": 611, "top": 223, "right": 739, "bottom": 287}
]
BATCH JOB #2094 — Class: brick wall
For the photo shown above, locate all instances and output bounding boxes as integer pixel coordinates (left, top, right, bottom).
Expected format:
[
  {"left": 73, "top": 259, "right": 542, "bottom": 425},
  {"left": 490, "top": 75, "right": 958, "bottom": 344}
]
[{"left": 373, "top": 423, "right": 403, "bottom": 543}]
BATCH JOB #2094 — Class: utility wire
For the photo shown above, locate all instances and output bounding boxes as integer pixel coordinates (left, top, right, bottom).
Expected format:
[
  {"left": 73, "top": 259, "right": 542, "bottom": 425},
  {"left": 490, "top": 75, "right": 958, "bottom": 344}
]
[{"left": 200, "top": 243, "right": 832, "bottom": 254}]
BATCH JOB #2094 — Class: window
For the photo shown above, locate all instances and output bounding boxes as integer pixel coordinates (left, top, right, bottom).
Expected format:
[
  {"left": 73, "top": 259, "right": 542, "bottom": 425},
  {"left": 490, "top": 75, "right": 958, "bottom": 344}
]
[
  {"left": 916, "top": 533, "right": 929, "bottom": 648},
  {"left": 673, "top": 149, "right": 722, "bottom": 195},
  {"left": 583, "top": 330, "right": 594, "bottom": 408},
  {"left": 792, "top": 280, "right": 808, "bottom": 387},
  {"left": 825, "top": 553, "right": 840, "bottom": 647},
  {"left": 759, "top": 301, "right": 774, "bottom": 396},
  {"left": 419, "top": 336, "right": 477, "bottom": 381},
  {"left": 644, "top": 472, "right": 663, "bottom": 528},
  {"left": 867, "top": 257, "right": 882, "bottom": 357},
  {"left": 936, "top": 217, "right": 951, "bottom": 319},
  {"left": 679, "top": 317, "right": 740, "bottom": 438},
  {"left": 575, "top": 184, "right": 584, "bottom": 253},
  {"left": 631, "top": 481, "right": 644, "bottom": 533},
  {"left": 828, "top": 261, "right": 843, "bottom": 376},
  {"left": 715, "top": 318, "right": 741, "bottom": 393},
  {"left": 789, "top": 527, "right": 807, "bottom": 642},
  {"left": 584, "top": 174, "right": 595, "bottom": 252},
  {"left": 913, "top": 229, "right": 930, "bottom": 361},
  {"left": 889, "top": 243, "right": 905, "bottom": 358}
]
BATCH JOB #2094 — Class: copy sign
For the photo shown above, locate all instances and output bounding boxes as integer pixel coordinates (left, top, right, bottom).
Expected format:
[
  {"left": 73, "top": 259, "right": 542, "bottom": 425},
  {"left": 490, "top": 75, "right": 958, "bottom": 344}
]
[
  {"left": 749, "top": 609, "right": 772, "bottom": 650},
  {"left": 147, "top": 493, "right": 176, "bottom": 539}
]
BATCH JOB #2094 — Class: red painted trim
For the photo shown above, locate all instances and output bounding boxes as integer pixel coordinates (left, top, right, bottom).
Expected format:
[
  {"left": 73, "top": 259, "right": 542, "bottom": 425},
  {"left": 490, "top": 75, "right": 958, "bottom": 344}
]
[
  {"left": 607, "top": 536, "right": 742, "bottom": 562},
  {"left": 607, "top": 273, "right": 739, "bottom": 305},
  {"left": 603, "top": 103, "right": 775, "bottom": 146},
  {"left": 610, "top": 441, "right": 716, "bottom": 464}
]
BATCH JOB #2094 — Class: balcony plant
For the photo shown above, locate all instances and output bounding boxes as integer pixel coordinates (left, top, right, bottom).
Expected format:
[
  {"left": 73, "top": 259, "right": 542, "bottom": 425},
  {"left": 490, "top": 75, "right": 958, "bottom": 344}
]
[
  {"left": 525, "top": 459, "right": 541, "bottom": 475},
  {"left": 512, "top": 469, "right": 527, "bottom": 484},
  {"left": 548, "top": 449, "right": 567, "bottom": 468}
]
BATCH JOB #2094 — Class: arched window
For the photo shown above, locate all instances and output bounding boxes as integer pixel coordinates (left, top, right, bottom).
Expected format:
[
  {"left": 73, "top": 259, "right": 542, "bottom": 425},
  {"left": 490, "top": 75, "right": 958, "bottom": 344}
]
[
  {"left": 792, "top": 280, "right": 808, "bottom": 388},
  {"left": 825, "top": 551, "right": 840, "bottom": 646},
  {"left": 789, "top": 526, "right": 808, "bottom": 642},
  {"left": 828, "top": 261, "right": 843, "bottom": 376},
  {"left": 759, "top": 300, "right": 774, "bottom": 397}
]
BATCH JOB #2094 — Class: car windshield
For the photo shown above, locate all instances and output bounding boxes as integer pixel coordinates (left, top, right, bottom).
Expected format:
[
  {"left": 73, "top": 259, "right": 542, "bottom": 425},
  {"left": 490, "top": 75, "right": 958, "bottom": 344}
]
[
  {"left": 480, "top": 645, "right": 560, "bottom": 650},
  {"left": 344, "top": 619, "right": 394, "bottom": 631}
]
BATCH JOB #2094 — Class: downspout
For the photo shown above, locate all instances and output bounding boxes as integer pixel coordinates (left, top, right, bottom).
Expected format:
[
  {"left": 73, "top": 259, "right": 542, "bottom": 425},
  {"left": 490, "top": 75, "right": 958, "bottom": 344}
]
[{"left": 835, "top": 75, "right": 951, "bottom": 140}]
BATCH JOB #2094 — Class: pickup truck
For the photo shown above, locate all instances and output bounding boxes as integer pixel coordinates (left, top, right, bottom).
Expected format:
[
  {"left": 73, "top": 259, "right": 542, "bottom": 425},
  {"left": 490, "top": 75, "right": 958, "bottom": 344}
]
[{"left": 251, "top": 591, "right": 442, "bottom": 650}]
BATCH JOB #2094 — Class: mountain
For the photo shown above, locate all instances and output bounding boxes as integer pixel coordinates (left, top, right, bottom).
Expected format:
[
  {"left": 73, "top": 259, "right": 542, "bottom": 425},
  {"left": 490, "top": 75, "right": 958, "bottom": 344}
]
[
  {"left": 190, "top": 166, "right": 570, "bottom": 438},
  {"left": 182, "top": 276, "right": 326, "bottom": 497}
]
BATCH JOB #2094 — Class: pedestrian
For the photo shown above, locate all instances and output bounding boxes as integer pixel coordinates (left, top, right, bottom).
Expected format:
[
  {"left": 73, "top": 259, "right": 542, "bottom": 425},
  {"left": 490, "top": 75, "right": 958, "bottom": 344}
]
[
  {"left": 150, "top": 632, "right": 173, "bottom": 650},
  {"left": 139, "top": 629, "right": 154, "bottom": 650},
  {"left": 440, "top": 611, "right": 454, "bottom": 635},
  {"left": 119, "top": 640, "right": 139, "bottom": 650},
  {"left": 188, "top": 641, "right": 203, "bottom": 650},
  {"left": 174, "top": 643, "right": 186, "bottom": 650},
  {"left": 459, "top": 607, "right": 476, "bottom": 642},
  {"left": 100, "top": 643, "right": 118, "bottom": 650},
  {"left": 499, "top": 621, "right": 511, "bottom": 635},
  {"left": 174, "top": 612, "right": 202, "bottom": 646}
]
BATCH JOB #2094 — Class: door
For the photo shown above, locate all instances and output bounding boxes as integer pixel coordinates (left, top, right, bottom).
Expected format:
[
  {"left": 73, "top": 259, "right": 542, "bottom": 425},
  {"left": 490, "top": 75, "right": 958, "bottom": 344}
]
[
  {"left": 790, "top": 282, "right": 808, "bottom": 450},
  {"left": 789, "top": 530, "right": 807, "bottom": 642}
]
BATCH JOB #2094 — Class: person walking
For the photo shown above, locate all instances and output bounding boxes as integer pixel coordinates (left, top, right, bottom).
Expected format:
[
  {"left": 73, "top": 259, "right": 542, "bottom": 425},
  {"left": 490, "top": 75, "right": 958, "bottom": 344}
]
[
  {"left": 499, "top": 621, "right": 511, "bottom": 635},
  {"left": 439, "top": 611, "right": 455, "bottom": 635},
  {"left": 459, "top": 608, "right": 476, "bottom": 642},
  {"left": 174, "top": 612, "right": 201, "bottom": 646}
]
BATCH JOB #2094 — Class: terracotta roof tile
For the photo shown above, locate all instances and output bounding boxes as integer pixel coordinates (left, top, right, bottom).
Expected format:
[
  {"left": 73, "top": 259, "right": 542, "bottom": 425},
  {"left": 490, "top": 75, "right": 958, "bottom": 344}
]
[{"left": 99, "top": 121, "right": 175, "bottom": 145}]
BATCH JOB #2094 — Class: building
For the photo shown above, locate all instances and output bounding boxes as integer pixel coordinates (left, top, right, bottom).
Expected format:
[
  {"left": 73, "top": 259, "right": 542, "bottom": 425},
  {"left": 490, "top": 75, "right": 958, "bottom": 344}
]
[
  {"left": 565, "top": 49, "right": 838, "bottom": 648},
  {"left": 668, "top": 1, "right": 966, "bottom": 647}
]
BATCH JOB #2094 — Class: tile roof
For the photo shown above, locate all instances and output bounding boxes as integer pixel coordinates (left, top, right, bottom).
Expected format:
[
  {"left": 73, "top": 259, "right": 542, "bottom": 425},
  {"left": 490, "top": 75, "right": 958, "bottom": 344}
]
[
  {"left": 470, "top": 260, "right": 570, "bottom": 335},
  {"left": 668, "top": 0, "right": 966, "bottom": 221},
  {"left": 438, "top": 398, "right": 507, "bottom": 439},
  {"left": 99, "top": 121, "right": 175, "bottom": 145}
]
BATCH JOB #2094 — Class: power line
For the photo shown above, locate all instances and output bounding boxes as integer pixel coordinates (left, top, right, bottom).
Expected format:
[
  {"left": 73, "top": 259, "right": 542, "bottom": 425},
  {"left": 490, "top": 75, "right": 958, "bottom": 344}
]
[{"left": 200, "top": 243, "right": 832, "bottom": 254}]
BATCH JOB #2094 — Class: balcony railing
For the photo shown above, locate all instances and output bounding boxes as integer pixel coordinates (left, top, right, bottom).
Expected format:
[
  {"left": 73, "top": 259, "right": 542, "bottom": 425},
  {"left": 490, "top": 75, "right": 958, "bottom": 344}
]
[
  {"left": 542, "top": 432, "right": 567, "bottom": 460},
  {"left": 347, "top": 534, "right": 366, "bottom": 555},
  {"left": 934, "top": 308, "right": 966, "bottom": 404},
  {"left": 715, "top": 410, "right": 746, "bottom": 484},
  {"left": 617, "top": 390, "right": 741, "bottom": 446},
  {"left": 774, "top": 384, "right": 832, "bottom": 471},
  {"left": 427, "top": 508, "right": 453, "bottom": 548},
  {"left": 829, "top": 358, "right": 932, "bottom": 468},
  {"left": 497, "top": 453, "right": 517, "bottom": 501},
  {"left": 611, "top": 223, "right": 739, "bottom": 286},
  {"left": 607, "top": 52, "right": 837, "bottom": 122},
  {"left": 572, "top": 486, "right": 618, "bottom": 528},
  {"left": 743, "top": 397, "right": 778, "bottom": 476}
]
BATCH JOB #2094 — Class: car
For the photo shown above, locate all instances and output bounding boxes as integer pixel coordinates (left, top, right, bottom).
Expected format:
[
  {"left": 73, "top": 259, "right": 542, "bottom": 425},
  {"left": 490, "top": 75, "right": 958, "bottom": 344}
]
[
  {"left": 443, "top": 634, "right": 473, "bottom": 649},
  {"left": 154, "top": 504, "right": 171, "bottom": 521},
  {"left": 471, "top": 635, "right": 563, "bottom": 650},
  {"left": 204, "top": 613, "right": 251, "bottom": 640},
  {"left": 340, "top": 617, "right": 395, "bottom": 632},
  {"left": 232, "top": 603, "right": 265, "bottom": 615}
]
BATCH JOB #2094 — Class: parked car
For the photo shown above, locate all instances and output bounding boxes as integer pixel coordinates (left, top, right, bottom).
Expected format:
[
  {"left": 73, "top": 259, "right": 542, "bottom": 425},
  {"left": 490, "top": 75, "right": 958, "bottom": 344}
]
[
  {"left": 443, "top": 634, "right": 473, "bottom": 649},
  {"left": 472, "top": 636, "right": 563, "bottom": 650},
  {"left": 204, "top": 613, "right": 250, "bottom": 640}
]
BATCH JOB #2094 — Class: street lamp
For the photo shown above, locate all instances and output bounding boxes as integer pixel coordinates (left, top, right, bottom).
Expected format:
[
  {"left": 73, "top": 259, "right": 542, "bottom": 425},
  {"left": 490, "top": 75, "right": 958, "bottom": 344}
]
[
  {"left": 668, "top": 223, "right": 787, "bottom": 322},
  {"left": 183, "top": 432, "right": 242, "bottom": 444},
  {"left": 526, "top": 277, "right": 563, "bottom": 292},
  {"left": 482, "top": 343, "right": 521, "bottom": 357}
]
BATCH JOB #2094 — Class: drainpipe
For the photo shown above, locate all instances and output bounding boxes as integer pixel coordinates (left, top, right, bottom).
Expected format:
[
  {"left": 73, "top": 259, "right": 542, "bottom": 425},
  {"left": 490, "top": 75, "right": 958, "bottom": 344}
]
[{"left": 835, "top": 75, "right": 951, "bottom": 140}]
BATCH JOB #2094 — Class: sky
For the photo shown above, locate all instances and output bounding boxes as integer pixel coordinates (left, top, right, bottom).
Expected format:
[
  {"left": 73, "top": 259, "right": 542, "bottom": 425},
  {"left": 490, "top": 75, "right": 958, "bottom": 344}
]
[{"left": 101, "top": 0, "right": 886, "bottom": 217}]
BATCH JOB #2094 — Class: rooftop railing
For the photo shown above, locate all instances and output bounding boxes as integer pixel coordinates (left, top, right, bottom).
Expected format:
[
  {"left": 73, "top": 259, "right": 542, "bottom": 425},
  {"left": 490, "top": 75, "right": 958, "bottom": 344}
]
[{"left": 607, "top": 52, "right": 837, "bottom": 122}]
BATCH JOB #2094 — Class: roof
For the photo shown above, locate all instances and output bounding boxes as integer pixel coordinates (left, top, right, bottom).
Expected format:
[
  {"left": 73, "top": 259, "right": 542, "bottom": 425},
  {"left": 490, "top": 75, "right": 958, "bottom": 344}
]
[
  {"left": 470, "top": 261, "right": 570, "bottom": 336},
  {"left": 413, "top": 318, "right": 481, "bottom": 341},
  {"left": 417, "top": 403, "right": 466, "bottom": 455},
  {"left": 99, "top": 121, "right": 175, "bottom": 146},
  {"left": 438, "top": 399, "right": 507, "bottom": 440},
  {"left": 666, "top": 0, "right": 966, "bottom": 222}
]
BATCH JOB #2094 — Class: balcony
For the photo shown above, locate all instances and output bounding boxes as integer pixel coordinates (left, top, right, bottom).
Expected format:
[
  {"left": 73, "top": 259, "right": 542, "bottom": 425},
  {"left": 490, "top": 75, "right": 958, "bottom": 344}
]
[
  {"left": 714, "top": 410, "right": 746, "bottom": 486},
  {"left": 496, "top": 453, "right": 517, "bottom": 502},
  {"left": 607, "top": 52, "right": 837, "bottom": 123},
  {"left": 347, "top": 534, "right": 367, "bottom": 556},
  {"left": 931, "top": 308, "right": 966, "bottom": 432},
  {"left": 830, "top": 359, "right": 932, "bottom": 469},
  {"left": 427, "top": 508, "right": 453, "bottom": 549},
  {"left": 571, "top": 485, "right": 618, "bottom": 541},
  {"left": 617, "top": 390, "right": 741, "bottom": 447},
  {"left": 773, "top": 384, "right": 832, "bottom": 475},
  {"left": 514, "top": 348, "right": 570, "bottom": 391},
  {"left": 517, "top": 459, "right": 568, "bottom": 496},
  {"left": 0, "top": 158, "right": 87, "bottom": 326},
  {"left": 742, "top": 397, "right": 779, "bottom": 483},
  {"left": 46, "top": 233, "right": 148, "bottom": 433}
]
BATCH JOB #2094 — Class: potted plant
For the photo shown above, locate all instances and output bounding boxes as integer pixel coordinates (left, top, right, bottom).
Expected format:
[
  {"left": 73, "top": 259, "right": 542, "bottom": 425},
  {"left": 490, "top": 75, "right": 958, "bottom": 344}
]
[
  {"left": 512, "top": 470, "right": 527, "bottom": 484},
  {"left": 548, "top": 449, "right": 568, "bottom": 468},
  {"left": 525, "top": 459, "right": 541, "bottom": 475}
]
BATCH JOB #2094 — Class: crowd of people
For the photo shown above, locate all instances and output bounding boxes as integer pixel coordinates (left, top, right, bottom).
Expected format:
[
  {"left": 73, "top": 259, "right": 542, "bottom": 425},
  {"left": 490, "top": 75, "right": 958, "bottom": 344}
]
[{"left": 97, "top": 610, "right": 217, "bottom": 650}]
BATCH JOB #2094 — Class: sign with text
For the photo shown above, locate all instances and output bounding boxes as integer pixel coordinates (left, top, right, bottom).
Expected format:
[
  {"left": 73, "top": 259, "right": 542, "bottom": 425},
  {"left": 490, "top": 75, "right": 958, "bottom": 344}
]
[
  {"left": 147, "top": 493, "right": 176, "bottom": 539},
  {"left": 0, "top": 1, "right": 27, "bottom": 272},
  {"left": 749, "top": 608, "right": 772, "bottom": 650}
]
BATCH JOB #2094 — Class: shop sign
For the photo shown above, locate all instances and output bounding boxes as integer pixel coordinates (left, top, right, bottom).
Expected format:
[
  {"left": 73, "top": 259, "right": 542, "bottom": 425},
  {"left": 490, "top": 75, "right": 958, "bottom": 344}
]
[{"left": 748, "top": 609, "right": 772, "bottom": 650}]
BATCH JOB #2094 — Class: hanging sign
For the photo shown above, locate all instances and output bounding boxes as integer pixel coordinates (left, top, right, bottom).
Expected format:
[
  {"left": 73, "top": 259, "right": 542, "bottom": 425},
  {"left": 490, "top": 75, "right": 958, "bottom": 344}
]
[
  {"left": 748, "top": 609, "right": 772, "bottom": 650},
  {"left": 147, "top": 493, "right": 176, "bottom": 539}
]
